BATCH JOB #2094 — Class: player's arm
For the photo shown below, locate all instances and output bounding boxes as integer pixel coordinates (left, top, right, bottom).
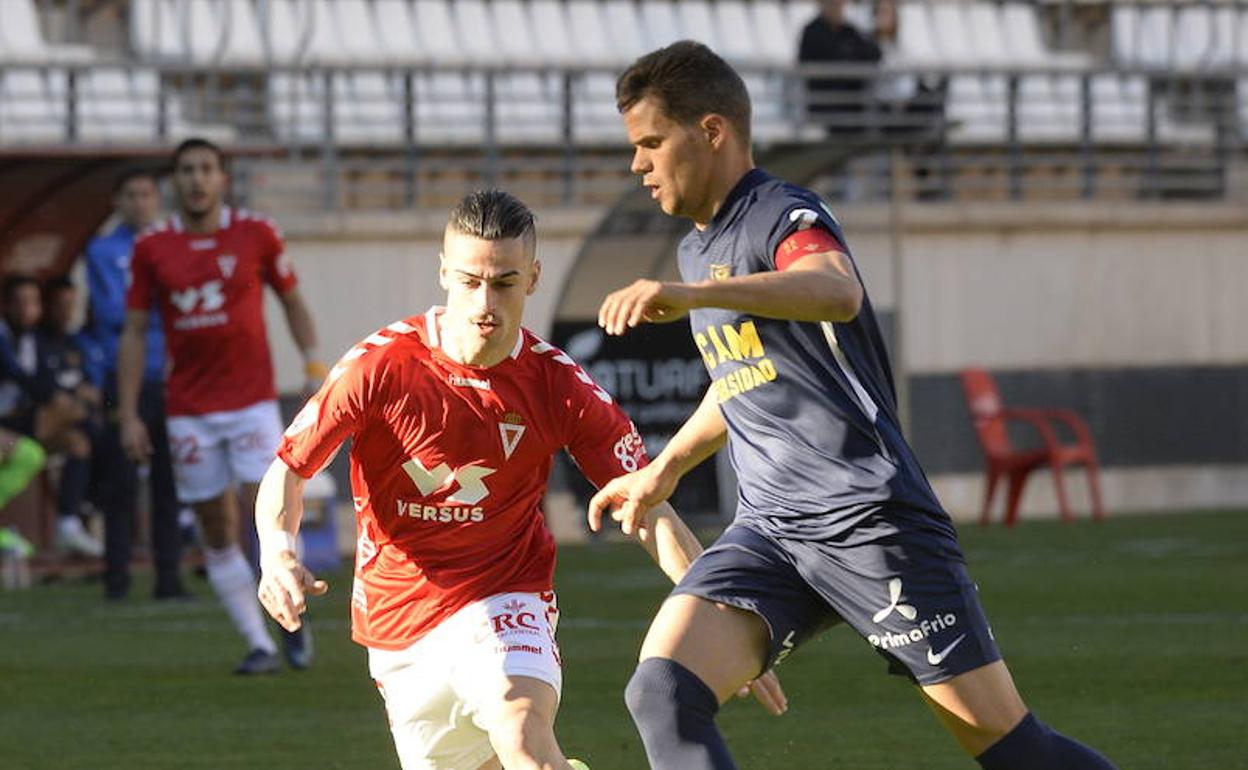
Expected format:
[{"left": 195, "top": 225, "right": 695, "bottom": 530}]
[
  {"left": 589, "top": 386, "right": 726, "bottom": 536},
  {"left": 623, "top": 500, "right": 703, "bottom": 584},
  {"left": 598, "top": 249, "right": 862, "bottom": 335},
  {"left": 116, "top": 309, "right": 151, "bottom": 460},
  {"left": 255, "top": 456, "right": 328, "bottom": 632},
  {"left": 276, "top": 288, "right": 328, "bottom": 388}
]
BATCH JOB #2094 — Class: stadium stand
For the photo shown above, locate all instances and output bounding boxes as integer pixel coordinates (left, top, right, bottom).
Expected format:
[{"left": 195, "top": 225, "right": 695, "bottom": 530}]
[{"left": 0, "top": 0, "right": 1245, "bottom": 204}]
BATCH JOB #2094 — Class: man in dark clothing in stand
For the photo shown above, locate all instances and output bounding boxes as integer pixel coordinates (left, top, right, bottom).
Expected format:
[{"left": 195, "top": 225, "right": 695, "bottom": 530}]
[{"left": 798, "top": 0, "right": 894, "bottom": 135}]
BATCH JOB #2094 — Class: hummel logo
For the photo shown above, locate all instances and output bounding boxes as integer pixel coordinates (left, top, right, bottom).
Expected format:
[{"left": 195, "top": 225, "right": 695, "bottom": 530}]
[
  {"left": 927, "top": 633, "right": 967, "bottom": 666},
  {"left": 872, "top": 578, "right": 918, "bottom": 623}
]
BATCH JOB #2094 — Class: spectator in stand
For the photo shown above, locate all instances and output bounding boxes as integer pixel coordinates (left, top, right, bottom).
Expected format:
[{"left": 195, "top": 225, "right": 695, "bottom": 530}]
[
  {"left": 0, "top": 275, "right": 101, "bottom": 557},
  {"left": 798, "top": 0, "right": 892, "bottom": 136},
  {"left": 83, "top": 168, "right": 187, "bottom": 601}
]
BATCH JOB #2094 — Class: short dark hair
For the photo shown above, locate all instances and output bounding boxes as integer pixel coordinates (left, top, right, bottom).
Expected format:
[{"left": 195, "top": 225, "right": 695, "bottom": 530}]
[
  {"left": 616, "top": 41, "right": 752, "bottom": 143},
  {"left": 43, "top": 275, "right": 76, "bottom": 298},
  {"left": 2, "top": 274, "right": 40, "bottom": 305},
  {"left": 113, "top": 166, "right": 159, "bottom": 193},
  {"left": 172, "top": 137, "right": 226, "bottom": 171},
  {"left": 446, "top": 189, "right": 537, "bottom": 255}
]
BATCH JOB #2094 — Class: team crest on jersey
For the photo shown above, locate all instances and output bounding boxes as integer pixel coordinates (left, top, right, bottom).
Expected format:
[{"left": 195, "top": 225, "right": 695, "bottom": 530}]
[
  {"left": 709, "top": 263, "right": 732, "bottom": 281},
  {"left": 217, "top": 254, "right": 237, "bottom": 278},
  {"left": 499, "top": 412, "right": 526, "bottom": 460}
]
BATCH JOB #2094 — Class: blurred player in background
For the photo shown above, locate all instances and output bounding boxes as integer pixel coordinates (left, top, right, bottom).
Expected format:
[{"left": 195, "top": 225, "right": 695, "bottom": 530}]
[
  {"left": 253, "top": 190, "right": 757, "bottom": 770},
  {"left": 592, "top": 42, "right": 1117, "bottom": 770},
  {"left": 83, "top": 167, "right": 187, "bottom": 601},
  {"left": 119, "top": 138, "right": 327, "bottom": 675}
]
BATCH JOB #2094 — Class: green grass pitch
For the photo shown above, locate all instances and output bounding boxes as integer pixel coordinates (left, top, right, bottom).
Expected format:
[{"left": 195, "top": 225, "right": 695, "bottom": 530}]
[{"left": 2, "top": 510, "right": 1245, "bottom": 769}]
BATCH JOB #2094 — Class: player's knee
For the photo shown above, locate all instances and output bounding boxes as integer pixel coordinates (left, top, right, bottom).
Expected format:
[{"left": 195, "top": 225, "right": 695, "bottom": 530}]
[{"left": 625, "top": 657, "right": 719, "bottom": 731}]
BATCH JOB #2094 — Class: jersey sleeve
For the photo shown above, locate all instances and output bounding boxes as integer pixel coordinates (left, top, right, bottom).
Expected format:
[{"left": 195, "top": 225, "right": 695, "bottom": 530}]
[
  {"left": 255, "top": 219, "right": 298, "bottom": 294},
  {"left": 276, "top": 350, "right": 373, "bottom": 478},
  {"left": 125, "top": 238, "right": 156, "bottom": 312},
  {"left": 560, "top": 367, "right": 650, "bottom": 489},
  {"left": 764, "top": 203, "right": 847, "bottom": 273}
]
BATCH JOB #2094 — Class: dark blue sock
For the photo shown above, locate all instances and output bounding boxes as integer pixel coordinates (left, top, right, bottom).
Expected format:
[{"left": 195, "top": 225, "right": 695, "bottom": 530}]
[
  {"left": 977, "top": 713, "right": 1117, "bottom": 769},
  {"left": 58, "top": 455, "right": 89, "bottom": 520},
  {"left": 624, "top": 657, "right": 737, "bottom": 770}
]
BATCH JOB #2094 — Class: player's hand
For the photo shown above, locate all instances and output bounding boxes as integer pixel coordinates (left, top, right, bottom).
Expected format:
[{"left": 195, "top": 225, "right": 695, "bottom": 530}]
[
  {"left": 258, "top": 550, "right": 329, "bottom": 632},
  {"left": 736, "top": 669, "right": 788, "bottom": 716},
  {"left": 588, "top": 463, "right": 678, "bottom": 536},
  {"left": 120, "top": 414, "right": 152, "bottom": 462},
  {"left": 598, "top": 279, "right": 696, "bottom": 335}
]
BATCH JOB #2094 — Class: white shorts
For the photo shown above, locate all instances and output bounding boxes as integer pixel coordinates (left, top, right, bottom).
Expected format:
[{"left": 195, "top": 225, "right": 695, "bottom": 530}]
[
  {"left": 166, "top": 400, "right": 284, "bottom": 503},
  {"left": 368, "top": 591, "right": 563, "bottom": 770}
]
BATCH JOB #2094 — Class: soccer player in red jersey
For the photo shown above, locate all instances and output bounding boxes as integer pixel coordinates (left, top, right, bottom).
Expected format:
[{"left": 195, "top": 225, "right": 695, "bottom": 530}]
[
  {"left": 253, "top": 190, "right": 728, "bottom": 770},
  {"left": 118, "top": 138, "right": 326, "bottom": 675}
]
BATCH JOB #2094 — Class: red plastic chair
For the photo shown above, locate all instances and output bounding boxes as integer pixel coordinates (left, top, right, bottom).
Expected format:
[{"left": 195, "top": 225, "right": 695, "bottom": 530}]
[{"left": 959, "top": 368, "right": 1105, "bottom": 527}]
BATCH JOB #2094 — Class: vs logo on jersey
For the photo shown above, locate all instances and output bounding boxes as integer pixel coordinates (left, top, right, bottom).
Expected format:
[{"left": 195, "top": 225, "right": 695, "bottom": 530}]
[
  {"left": 401, "top": 457, "right": 495, "bottom": 504},
  {"left": 169, "top": 280, "right": 225, "bottom": 314}
]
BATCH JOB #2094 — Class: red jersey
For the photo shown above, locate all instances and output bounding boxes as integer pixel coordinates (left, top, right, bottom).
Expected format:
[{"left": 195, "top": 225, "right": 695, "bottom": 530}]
[
  {"left": 127, "top": 206, "right": 297, "bottom": 416},
  {"left": 277, "top": 308, "right": 648, "bottom": 650}
]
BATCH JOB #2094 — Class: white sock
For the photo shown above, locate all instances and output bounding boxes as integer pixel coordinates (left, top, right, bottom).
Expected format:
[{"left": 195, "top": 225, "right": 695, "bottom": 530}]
[{"left": 204, "top": 545, "right": 276, "bottom": 654}]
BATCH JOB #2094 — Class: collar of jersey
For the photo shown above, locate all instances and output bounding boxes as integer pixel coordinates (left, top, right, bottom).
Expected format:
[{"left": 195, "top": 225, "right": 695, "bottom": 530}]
[
  {"left": 170, "top": 206, "right": 231, "bottom": 234},
  {"left": 699, "top": 168, "right": 769, "bottom": 240},
  {"left": 423, "top": 306, "right": 524, "bottom": 368}
]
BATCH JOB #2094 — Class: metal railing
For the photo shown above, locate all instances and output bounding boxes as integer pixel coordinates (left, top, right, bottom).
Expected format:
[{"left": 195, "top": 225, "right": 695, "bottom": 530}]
[{"left": 0, "top": 61, "right": 1244, "bottom": 207}]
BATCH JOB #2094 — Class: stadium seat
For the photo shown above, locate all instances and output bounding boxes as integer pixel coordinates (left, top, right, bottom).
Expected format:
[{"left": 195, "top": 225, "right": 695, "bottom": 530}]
[
  {"left": 750, "top": 1, "right": 797, "bottom": 66},
  {"left": 79, "top": 68, "right": 152, "bottom": 142},
  {"left": 565, "top": 2, "right": 623, "bottom": 141},
  {"left": 674, "top": 1, "right": 721, "bottom": 51},
  {"left": 461, "top": 0, "right": 561, "bottom": 144},
  {"left": 413, "top": 72, "right": 488, "bottom": 145},
  {"left": 602, "top": 1, "right": 650, "bottom": 61},
  {"left": 895, "top": 1, "right": 942, "bottom": 66},
  {"left": 1091, "top": 74, "right": 1147, "bottom": 143},
  {"left": 0, "top": 0, "right": 94, "bottom": 63},
  {"left": 529, "top": 0, "right": 581, "bottom": 66},
  {"left": 412, "top": 0, "right": 469, "bottom": 66},
  {"left": 999, "top": 2, "right": 1091, "bottom": 69},
  {"left": 960, "top": 368, "right": 1104, "bottom": 527},
  {"left": 714, "top": 1, "right": 765, "bottom": 66},
  {"left": 372, "top": 0, "right": 424, "bottom": 65},
  {"left": 217, "top": 0, "right": 266, "bottom": 66},
  {"left": 1017, "top": 76, "right": 1082, "bottom": 144},
  {"left": 928, "top": 3, "right": 1009, "bottom": 144},
  {"left": 332, "top": 0, "right": 390, "bottom": 65},
  {"left": 639, "top": 1, "right": 685, "bottom": 50},
  {"left": 184, "top": 0, "right": 226, "bottom": 64},
  {"left": 131, "top": 0, "right": 185, "bottom": 61},
  {"left": 1114, "top": 5, "right": 1174, "bottom": 68},
  {"left": 0, "top": 69, "right": 68, "bottom": 143},
  {"left": 262, "top": 0, "right": 313, "bottom": 64},
  {"left": 1173, "top": 5, "right": 1213, "bottom": 72},
  {"left": 566, "top": 1, "right": 624, "bottom": 66}
]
